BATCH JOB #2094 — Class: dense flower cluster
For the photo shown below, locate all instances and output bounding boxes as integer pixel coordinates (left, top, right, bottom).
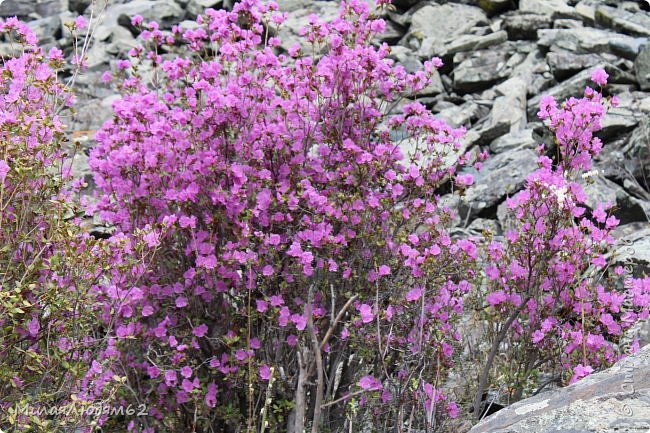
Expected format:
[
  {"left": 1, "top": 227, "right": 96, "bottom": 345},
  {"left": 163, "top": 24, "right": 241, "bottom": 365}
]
[
  {"left": 473, "top": 70, "right": 650, "bottom": 413},
  {"left": 0, "top": 17, "right": 114, "bottom": 431},
  {"left": 87, "top": 0, "right": 481, "bottom": 431}
]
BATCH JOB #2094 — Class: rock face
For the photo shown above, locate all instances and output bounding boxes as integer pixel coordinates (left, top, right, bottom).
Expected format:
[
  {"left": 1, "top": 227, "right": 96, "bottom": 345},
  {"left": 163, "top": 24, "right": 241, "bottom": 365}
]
[{"left": 469, "top": 344, "right": 650, "bottom": 433}]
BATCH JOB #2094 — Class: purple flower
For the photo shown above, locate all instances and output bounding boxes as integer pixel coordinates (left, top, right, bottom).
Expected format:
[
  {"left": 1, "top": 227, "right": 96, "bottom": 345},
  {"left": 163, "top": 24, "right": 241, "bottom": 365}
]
[
  {"left": 405, "top": 287, "right": 423, "bottom": 302},
  {"left": 192, "top": 323, "right": 208, "bottom": 338},
  {"left": 591, "top": 68, "right": 608, "bottom": 86},
  {"left": 358, "top": 375, "right": 382, "bottom": 391},
  {"left": 358, "top": 304, "right": 374, "bottom": 323},
  {"left": 27, "top": 317, "right": 40, "bottom": 338},
  {"left": 0, "top": 160, "right": 9, "bottom": 182},
  {"left": 259, "top": 364, "right": 271, "bottom": 381},
  {"left": 164, "top": 370, "right": 177, "bottom": 386}
]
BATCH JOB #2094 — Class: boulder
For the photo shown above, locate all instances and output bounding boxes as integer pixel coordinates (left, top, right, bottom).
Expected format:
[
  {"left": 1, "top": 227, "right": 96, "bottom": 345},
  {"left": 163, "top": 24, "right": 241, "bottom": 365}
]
[
  {"left": 469, "top": 344, "right": 650, "bottom": 433},
  {"left": 490, "top": 128, "right": 537, "bottom": 153},
  {"left": 537, "top": 27, "right": 629, "bottom": 55},
  {"left": 463, "top": 148, "right": 538, "bottom": 216},
  {"left": 595, "top": 4, "right": 650, "bottom": 37},
  {"left": 186, "top": 0, "right": 222, "bottom": 17},
  {"left": 503, "top": 12, "right": 553, "bottom": 40},
  {"left": 489, "top": 76, "right": 528, "bottom": 132},
  {"left": 546, "top": 50, "right": 602, "bottom": 80},
  {"left": 409, "top": 3, "right": 488, "bottom": 58},
  {"left": 519, "top": 0, "right": 578, "bottom": 19},
  {"left": 0, "top": 0, "right": 68, "bottom": 17},
  {"left": 453, "top": 47, "right": 515, "bottom": 94},
  {"left": 273, "top": 0, "right": 340, "bottom": 52},
  {"left": 438, "top": 30, "right": 508, "bottom": 57},
  {"left": 476, "top": 0, "right": 514, "bottom": 17},
  {"left": 608, "top": 225, "right": 650, "bottom": 278},
  {"left": 636, "top": 43, "right": 650, "bottom": 91}
]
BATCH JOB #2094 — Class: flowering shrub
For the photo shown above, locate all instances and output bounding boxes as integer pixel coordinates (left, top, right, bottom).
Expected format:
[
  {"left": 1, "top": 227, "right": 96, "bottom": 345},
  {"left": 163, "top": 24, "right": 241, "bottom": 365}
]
[
  {"left": 0, "top": 17, "right": 117, "bottom": 431},
  {"left": 2, "top": 2, "right": 648, "bottom": 432},
  {"left": 471, "top": 70, "right": 650, "bottom": 415},
  {"left": 88, "top": 0, "right": 481, "bottom": 431}
]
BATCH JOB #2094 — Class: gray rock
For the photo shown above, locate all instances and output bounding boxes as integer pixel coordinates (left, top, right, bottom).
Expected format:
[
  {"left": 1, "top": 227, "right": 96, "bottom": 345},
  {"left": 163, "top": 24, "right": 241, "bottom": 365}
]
[
  {"left": 504, "top": 13, "right": 553, "bottom": 40},
  {"left": 72, "top": 95, "right": 120, "bottom": 132},
  {"left": 546, "top": 50, "right": 602, "bottom": 80},
  {"left": 463, "top": 148, "right": 538, "bottom": 215},
  {"left": 0, "top": 0, "right": 68, "bottom": 17},
  {"left": 186, "top": 0, "right": 222, "bottom": 17},
  {"left": 453, "top": 47, "right": 515, "bottom": 94},
  {"left": 609, "top": 36, "right": 648, "bottom": 61},
  {"left": 553, "top": 18, "right": 584, "bottom": 29},
  {"left": 490, "top": 76, "right": 528, "bottom": 132},
  {"left": 27, "top": 14, "right": 61, "bottom": 44},
  {"left": 476, "top": 0, "right": 514, "bottom": 17},
  {"left": 436, "top": 102, "right": 480, "bottom": 129},
  {"left": 410, "top": 3, "right": 488, "bottom": 58},
  {"left": 578, "top": 175, "right": 647, "bottom": 224},
  {"left": 595, "top": 4, "right": 650, "bottom": 37},
  {"left": 96, "top": 0, "right": 184, "bottom": 42},
  {"left": 609, "top": 225, "right": 650, "bottom": 278},
  {"left": 69, "top": 0, "right": 92, "bottom": 14},
  {"left": 490, "top": 128, "right": 537, "bottom": 153},
  {"left": 519, "top": 0, "right": 578, "bottom": 19},
  {"left": 477, "top": 0, "right": 515, "bottom": 17},
  {"left": 636, "top": 43, "right": 650, "bottom": 91},
  {"left": 598, "top": 115, "right": 650, "bottom": 182},
  {"left": 537, "top": 27, "right": 630, "bottom": 55},
  {"left": 469, "top": 344, "right": 650, "bottom": 433},
  {"left": 573, "top": 0, "right": 601, "bottom": 23},
  {"left": 599, "top": 97, "right": 641, "bottom": 141},
  {"left": 439, "top": 30, "right": 508, "bottom": 57}
]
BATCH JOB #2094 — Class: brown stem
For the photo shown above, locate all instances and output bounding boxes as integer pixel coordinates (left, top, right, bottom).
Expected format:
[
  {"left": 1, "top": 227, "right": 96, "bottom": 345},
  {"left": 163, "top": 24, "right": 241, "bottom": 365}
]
[{"left": 472, "top": 299, "right": 529, "bottom": 419}]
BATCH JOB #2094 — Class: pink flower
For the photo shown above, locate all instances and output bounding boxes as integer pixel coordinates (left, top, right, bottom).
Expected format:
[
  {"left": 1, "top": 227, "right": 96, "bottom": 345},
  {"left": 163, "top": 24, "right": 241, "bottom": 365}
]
[
  {"left": 532, "top": 330, "right": 545, "bottom": 343},
  {"left": 192, "top": 323, "right": 208, "bottom": 338},
  {"left": 164, "top": 370, "right": 177, "bottom": 386},
  {"left": 147, "top": 365, "right": 160, "bottom": 378},
  {"left": 182, "top": 378, "right": 196, "bottom": 393},
  {"left": 181, "top": 366, "right": 192, "bottom": 378},
  {"left": 74, "top": 15, "right": 88, "bottom": 29},
  {"left": 175, "top": 296, "right": 188, "bottom": 308},
  {"left": 569, "top": 364, "right": 593, "bottom": 384},
  {"left": 269, "top": 295, "right": 284, "bottom": 307},
  {"left": 358, "top": 304, "right": 374, "bottom": 323},
  {"left": 591, "top": 68, "right": 608, "bottom": 86},
  {"left": 359, "top": 375, "right": 382, "bottom": 390},
  {"left": 378, "top": 265, "right": 391, "bottom": 276},
  {"left": 486, "top": 291, "right": 508, "bottom": 306},
  {"left": 142, "top": 305, "right": 154, "bottom": 316},
  {"left": 291, "top": 313, "right": 307, "bottom": 331},
  {"left": 405, "top": 287, "right": 423, "bottom": 302},
  {"left": 27, "top": 317, "right": 40, "bottom": 338},
  {"left": 259, "top": 364, "right": 271, "bottom": 381},
  {"left": 262, "top": 265, "right": 274, "bottom": 276},
  {"left": 131, "top": 15, "right": 143, "bottom": 26},
  {"left": 256, "top": 299, "right": 268, "bottom": 313},
  {"left": 456, "top": 174, "right": 474, "bottom": 186},
  {"left": 0, "top": 160, "right": 9, "bottom": 182},
  {"left": 286, "top": 334, "right": 298, "bottom": 346},
  {"left": 205, "top": 383, "right": 217, "bottom": 407}
]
